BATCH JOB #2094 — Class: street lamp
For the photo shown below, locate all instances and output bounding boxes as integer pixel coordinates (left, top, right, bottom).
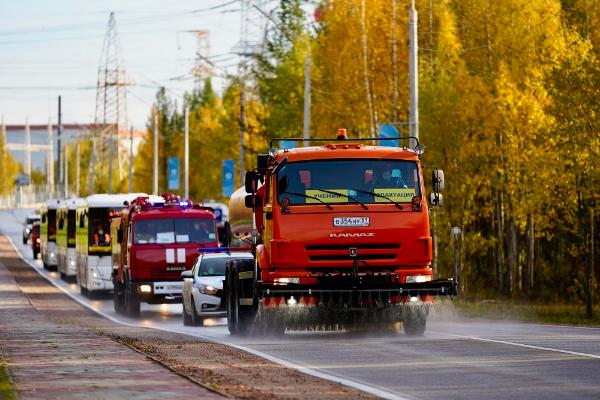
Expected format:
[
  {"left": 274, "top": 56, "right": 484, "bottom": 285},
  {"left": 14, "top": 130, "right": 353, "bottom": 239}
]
[{"left": 451, "top": 226, "right": 461, "bottom": 290}]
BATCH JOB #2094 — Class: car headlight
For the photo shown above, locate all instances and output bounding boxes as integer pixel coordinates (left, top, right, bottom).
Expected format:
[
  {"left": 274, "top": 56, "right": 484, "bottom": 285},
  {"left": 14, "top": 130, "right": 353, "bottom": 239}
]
[
  {"left": 199, "top": 284, "right": 218, "bottom": 296},
  {"left": 25, "top": 228, "right": 31, "bottom": 234},
  {"left": 70, "top": 260, "right": 76, "bottom": 266},
  {"left": 36, "top": 238, "right": 40, "bottom": 243},
  {"left": 140, "top": 284, "right": 152, "bottom": 293},
  {"left": 405, "top": 275, "right": 432, "bottom": 283}
]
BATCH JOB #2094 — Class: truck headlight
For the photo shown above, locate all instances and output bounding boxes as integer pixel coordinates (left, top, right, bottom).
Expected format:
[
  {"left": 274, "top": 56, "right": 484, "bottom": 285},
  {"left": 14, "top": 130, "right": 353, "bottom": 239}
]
[
  {"left": 405, "top": 275, "right": 432, "bottom": 283},
  {"left": 140, "top": 284, "right": 152, "bottom": 293},
  {"left": 199, "top": 284, "right": 218, "bottom": 296},
  {"left": 274, "top": 277, "right": 300, "bottom": 285}
]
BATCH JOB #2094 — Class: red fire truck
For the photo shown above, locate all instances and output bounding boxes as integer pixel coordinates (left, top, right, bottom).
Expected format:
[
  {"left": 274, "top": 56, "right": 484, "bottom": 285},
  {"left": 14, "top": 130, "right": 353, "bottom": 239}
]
[{"left": 112, "top": 194, "right": 219, "bottom": 317}]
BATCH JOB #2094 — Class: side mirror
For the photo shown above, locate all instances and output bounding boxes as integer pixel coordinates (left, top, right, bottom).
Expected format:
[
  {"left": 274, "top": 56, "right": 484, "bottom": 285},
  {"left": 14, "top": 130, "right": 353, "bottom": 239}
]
[
  {"left": 257, "top": 154, "right": 269, "bottom": 175},
  {"left": 432, "top": 169, "right": 445, "bottom": 193},
  {"left": 117, "top": 229, "right": 123, "bottom": 244},
  {"left": 245, "top": 171, "right": 259, "bottom": 194},
  {"left": 245, "top": 194, "right": 262, "bottom": 209},
  {"left": 428, "top": 192, "right": 443, "bottom": 207},
  {"left": 181, "top": 270, "right": 193, "bottom": 279}
]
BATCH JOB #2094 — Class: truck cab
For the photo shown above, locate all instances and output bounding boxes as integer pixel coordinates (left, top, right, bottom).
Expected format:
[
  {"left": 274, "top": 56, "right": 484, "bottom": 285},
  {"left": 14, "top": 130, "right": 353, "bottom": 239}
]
[{"left": 113, "top": 194, "right": 220, "bottom": 317}]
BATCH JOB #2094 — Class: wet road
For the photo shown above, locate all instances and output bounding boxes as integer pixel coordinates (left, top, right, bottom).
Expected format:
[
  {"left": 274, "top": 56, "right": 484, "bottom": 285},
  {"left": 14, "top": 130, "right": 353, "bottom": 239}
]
[{"left": 4, "top": 208, "right": 600, "bottom": 400}]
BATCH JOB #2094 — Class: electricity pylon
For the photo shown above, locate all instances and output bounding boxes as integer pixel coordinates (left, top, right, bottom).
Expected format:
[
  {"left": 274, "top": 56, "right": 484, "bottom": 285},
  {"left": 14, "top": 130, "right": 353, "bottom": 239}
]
[{"left": 85, "top": 11, "right": 130, "bottom": 194}]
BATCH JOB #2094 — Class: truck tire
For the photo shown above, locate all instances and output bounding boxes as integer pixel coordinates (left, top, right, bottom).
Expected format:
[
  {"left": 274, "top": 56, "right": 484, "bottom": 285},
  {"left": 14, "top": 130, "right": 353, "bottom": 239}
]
[
  {"left": 403, "top": 308, "right": 427, "bottom": 336},
  {"left": 113, "top": 279, "right": 126, "bottom": 314},
  {"left": 226, "top": 265, "right": 256, "bottom": 336},
  {"left": 124, "top": 285, "right": 140, "bottom": 318},
  {"left": 182, "top": 299, "right": 193, "bottom": 326},
  {"left": 190, "top": 297, "right": 203, "bottom": 327}
]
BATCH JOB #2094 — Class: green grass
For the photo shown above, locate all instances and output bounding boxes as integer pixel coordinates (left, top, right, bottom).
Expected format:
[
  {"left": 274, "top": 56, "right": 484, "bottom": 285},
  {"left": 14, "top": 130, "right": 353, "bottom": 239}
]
[
  {"left": 0, "top": 359, "right": 16, "bottom": 400},
  {"left": 454, "top": 300, "right": 600, "bottom": 326}
]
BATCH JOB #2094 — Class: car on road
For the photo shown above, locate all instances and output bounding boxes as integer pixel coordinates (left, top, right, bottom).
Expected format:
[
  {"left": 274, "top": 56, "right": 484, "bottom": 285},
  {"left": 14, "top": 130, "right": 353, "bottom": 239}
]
[
  {"left": 22, "top": 213, "right": 40, "bottom": 244},
  {"left": 31, "top": 222, "right": 41, "bottom": 259},
  {"left": 181, "top": 251, "right": 253, "bottom": 326}
]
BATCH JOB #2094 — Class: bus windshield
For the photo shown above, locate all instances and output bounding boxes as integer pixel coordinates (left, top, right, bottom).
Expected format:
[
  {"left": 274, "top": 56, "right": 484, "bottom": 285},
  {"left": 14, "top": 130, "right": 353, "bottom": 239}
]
[
  {"left": 134, "top": 218, "right": 216, "bottom": 245},
  {"left": 88, "top": 208, "right": 120, "bottom": 253},
  {"left": 276, "top": 159, "right": 421, "bottom": 206},
  {"left": 67, "top": 210, "right": 76, "bottom": 247},
  {"left": 47, "top": 210, "right": 57, "bottom": 241}
]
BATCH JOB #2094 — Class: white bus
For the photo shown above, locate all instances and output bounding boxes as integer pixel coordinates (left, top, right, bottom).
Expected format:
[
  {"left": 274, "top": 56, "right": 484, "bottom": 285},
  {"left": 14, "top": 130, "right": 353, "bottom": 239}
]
[
  {"left": 56, "top": 198, "right": 85, "bottom": 280},
  {"left": 40, "top": 199, "right": 62, "bottom": 269},
  {"left": 76, "top": 193, "right": 145, "bottom": 296}
]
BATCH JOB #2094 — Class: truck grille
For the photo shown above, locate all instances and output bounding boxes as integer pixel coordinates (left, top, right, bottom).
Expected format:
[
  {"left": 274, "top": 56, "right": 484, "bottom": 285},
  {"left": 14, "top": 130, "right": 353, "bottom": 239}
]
[
  {"left": 148, "top": 269, "right": 182, "bottom": 280},
  {"left": 305, "top": 243, "right": 399, "bottom": 262}
]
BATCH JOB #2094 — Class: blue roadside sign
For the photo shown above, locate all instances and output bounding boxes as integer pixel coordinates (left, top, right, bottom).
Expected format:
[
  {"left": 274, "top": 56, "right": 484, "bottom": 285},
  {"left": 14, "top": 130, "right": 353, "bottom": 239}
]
[
  {"left": 167, "top": 157, "right": 179, "bottom": 190},
  {"left": 279, "top": 140, "right": 296, "bottom": 149},
  {"left": 378, "top": 124, "right": 399, "bottom": 147},
  {"left": 222, "top": 159, "right": 235, "bottom": 197}
]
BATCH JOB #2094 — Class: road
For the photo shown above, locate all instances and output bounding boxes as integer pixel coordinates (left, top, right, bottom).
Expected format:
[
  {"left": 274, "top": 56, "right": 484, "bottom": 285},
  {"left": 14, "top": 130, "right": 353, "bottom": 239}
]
[{"left": 4, "top": 208, "right": 600, "bottom": 400}]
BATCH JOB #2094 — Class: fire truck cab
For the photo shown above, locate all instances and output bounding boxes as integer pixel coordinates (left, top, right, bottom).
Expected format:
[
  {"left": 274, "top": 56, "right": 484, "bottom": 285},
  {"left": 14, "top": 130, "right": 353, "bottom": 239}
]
[{"left": 113, "top": 194, "right": 219, "bottom": 317}]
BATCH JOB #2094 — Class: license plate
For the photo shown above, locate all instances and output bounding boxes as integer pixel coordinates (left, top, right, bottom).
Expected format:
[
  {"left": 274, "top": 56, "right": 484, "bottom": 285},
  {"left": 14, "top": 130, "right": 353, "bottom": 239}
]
[{"left": 333, "top": 217, "right": 370, "bottom": 227}]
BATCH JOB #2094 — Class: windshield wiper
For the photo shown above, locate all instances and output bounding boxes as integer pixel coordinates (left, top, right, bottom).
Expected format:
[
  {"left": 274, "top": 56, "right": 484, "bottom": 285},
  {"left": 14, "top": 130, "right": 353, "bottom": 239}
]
[
  {"left": 281, "top": 191, "right": 334, "bottom": 210},
  {"left": 349, "top": 188, "right": 403, "bottom": 210},
  {"left": 311, "top": 189, "right": 368, "bottom": 210}
]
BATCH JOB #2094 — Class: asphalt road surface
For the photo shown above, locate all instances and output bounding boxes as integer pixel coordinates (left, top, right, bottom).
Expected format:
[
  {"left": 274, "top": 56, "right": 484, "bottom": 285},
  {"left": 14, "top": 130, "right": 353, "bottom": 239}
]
[{"left": 4, "top": 208, "right": 600, "bottom": 400}]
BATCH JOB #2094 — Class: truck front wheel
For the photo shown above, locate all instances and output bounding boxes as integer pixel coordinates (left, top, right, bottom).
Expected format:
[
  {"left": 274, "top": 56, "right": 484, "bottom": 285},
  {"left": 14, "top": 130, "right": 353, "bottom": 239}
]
[
  {"left": 403, "top": 307, "right": 427, "bottom": 336},
  {"left": 124, "top": 284, "right": 140, "bottom": 318},
  {"left": 226, "top": 265, "right": 255, "bottom": 336},
  {"left": 113, "top": 279, "right": 126, "bottom": 314}
]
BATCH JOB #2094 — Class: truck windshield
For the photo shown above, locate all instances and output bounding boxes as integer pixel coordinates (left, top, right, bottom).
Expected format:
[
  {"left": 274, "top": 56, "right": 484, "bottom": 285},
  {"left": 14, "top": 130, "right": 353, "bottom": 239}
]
[
  {"left": 88, "top": 207, "right": 120, "bottom": 253},
  {"left": 277, "top": 159, "right": 421, "bottom": 206},
  {"left": 134, "top": 218, "right": 216, "bottom": 245}
]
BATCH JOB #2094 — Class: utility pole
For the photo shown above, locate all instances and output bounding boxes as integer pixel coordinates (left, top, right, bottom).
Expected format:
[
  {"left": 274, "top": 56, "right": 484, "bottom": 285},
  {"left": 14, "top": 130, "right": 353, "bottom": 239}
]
[
  {"left": 361, "top": 0, "right": 375, "bottom": 137},
  {"left": 64, "top": 143, "right": 69, "bottom": 198},
  {"left": 303, "top": 48, "right": 311, "bottom": 145},
  {"left": 392, "top": 0, "right": 398, "bottom": 124},
  {"left": 153, "top": 114, "right": 158, "bottom": 195},
  {"left": 128, "top": 126, "right": 133, "bottom": 193},
  {"left": 409, "top": 0, "right": 419, "bottom": 148},
  {"left": 46, "top": 119, "right": 54, "bottom": 195},
  {"left": 184, "top": 105, "right": 189, "bottom": 199},
  {"left": 107, "top": 128, "right": 114, "bottom": 194},
  {"left": 75, "top": 140, "right": 80, "bottom": 196},
  {"left": 25, "top": 118, "right": 31, "bottom": 179},
  {"left": 239, "top": 86, "right": 245, "bottom": 180},
  {"left": 57, "top": 96, "right": 62, "bottom": 192}
]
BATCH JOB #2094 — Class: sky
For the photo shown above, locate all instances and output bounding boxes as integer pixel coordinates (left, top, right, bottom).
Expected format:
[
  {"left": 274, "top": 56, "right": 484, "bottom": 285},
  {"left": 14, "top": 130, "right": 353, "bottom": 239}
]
[{"left": 0, "top": 0, "right": 279, "bottom": 130}]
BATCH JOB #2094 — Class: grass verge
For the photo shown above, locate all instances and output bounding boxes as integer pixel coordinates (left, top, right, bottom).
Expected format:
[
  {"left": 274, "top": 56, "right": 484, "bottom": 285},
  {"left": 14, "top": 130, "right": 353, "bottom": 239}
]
[
  {"left": 0, "top": 358, "right": 16, "bottom": 400},
  {"left": 454, "top": 300, "right": 600, "bottom": 326}
]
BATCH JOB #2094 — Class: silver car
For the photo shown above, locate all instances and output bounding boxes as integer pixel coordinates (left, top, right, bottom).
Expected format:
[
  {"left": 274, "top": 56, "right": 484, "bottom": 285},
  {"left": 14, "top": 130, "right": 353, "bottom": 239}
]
[{"left": 181, "top": 251, "right": 253, "bottom": 326}]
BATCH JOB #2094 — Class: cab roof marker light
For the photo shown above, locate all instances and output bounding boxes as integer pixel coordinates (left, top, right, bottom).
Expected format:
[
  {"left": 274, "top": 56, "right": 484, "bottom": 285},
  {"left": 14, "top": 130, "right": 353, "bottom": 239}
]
[{"left": 198, "top": 246, "right": 251, "bottom": 253}]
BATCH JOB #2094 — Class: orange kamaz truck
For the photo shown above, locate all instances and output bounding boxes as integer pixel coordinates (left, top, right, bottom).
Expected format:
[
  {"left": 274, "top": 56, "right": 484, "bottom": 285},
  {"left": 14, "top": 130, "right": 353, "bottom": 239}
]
[{"left": 225, "top": 132, "right": 456, "bottom": 336}]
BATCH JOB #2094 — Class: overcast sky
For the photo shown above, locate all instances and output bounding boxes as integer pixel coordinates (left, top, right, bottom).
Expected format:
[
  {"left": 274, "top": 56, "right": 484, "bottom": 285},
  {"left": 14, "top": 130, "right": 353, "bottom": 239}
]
[{"left": 0, "top": 0, "right": 280, "bottom": 130}]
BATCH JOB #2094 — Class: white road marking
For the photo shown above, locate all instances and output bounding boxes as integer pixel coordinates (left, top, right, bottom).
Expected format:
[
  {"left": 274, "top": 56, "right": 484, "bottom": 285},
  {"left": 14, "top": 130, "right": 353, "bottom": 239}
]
[
  {"left": 4, "top": 234, "right": 412, "bottom": 400},
  {"left": 430, "top": 330, "right": 600, "bottom": 360}
]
